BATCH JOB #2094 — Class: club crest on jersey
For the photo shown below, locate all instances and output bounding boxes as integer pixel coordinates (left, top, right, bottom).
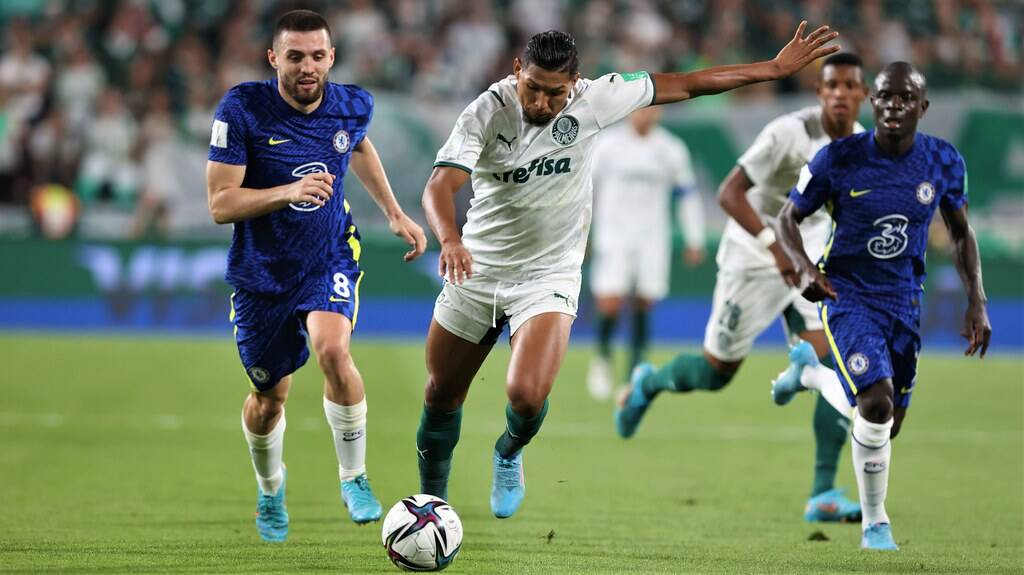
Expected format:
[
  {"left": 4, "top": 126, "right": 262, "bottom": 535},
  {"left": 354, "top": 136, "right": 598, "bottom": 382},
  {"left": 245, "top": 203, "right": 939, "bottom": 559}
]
[
  {"left": 289, "top": 161, "right": 329, "bottom": 212},
  {"left": 551, "top": 114, "right": 579, "bottom": 145},
  {"left": 333, "top": 129, "right": 351, "bottom": 153},
  {"left": 847, "top": 353, "right": 869, "bottom": 375},
  {"left": 916, "top": 181, "right": 935, "bottom": 205},
  {"left": 248, "top": 366, "right": 271, "bottom": 385}
]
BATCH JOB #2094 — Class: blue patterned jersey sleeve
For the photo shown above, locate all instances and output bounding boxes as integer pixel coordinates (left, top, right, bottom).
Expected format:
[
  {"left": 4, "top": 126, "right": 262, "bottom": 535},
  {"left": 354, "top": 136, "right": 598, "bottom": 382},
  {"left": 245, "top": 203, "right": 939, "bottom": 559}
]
[
  {"left": 940, "top": 147, "right": 969, "bottom": 212},
  {"left": 788, "top": 144, "right": 834, "bottom": 218},
  {"left": 208, "top": 86, "right": 250, "bottom": 166}
]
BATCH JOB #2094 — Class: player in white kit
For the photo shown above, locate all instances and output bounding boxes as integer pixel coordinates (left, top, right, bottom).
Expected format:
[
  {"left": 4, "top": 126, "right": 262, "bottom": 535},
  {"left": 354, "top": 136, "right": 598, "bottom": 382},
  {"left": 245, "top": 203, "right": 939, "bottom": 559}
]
[
  {"left": 416, "top": 25, "right": 840, "bottom": 519},
  {"left": 587, "top": 105, "right": 705, "bottom": 400},
  {"left": 616, "top": 53, "right": 869, "bottom": 522}
]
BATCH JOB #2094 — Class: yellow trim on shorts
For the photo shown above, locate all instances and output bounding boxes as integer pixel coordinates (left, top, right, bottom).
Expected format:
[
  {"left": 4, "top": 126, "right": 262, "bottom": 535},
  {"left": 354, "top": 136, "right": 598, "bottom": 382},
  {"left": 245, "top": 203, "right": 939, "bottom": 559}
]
[
  {"left": 821, "top": 304, "right": 858, "bottom": 394},
  {"left": 351, "top": 271, "right": 365, "bottom": 329},
  {"left": 347, "top": 225, "right": 362, "bottom": 262},
  {"left": 229, "top": 292, "right": 236, "bottom": 322},
  {"left": 344, "top": 198, "right": 351, "bottom": 214}
]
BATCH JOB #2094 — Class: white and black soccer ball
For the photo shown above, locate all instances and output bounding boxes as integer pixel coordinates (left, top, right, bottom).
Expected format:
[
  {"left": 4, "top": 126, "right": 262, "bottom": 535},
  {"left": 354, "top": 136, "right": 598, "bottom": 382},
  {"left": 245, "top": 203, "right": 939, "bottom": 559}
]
[{"left": 381, "top": 494, "right": 462, "bottom": 571}]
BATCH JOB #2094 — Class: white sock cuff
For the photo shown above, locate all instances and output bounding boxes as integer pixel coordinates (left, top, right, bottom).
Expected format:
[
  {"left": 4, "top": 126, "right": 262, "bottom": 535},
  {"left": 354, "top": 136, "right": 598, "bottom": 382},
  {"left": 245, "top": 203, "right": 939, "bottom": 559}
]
[
  {"left": 323, "top": 397, "right": 367, "bottom": 429},
  {"left": 852, "top": 414, "right": 892, "bottom": 448},
  {"left": 242, "top": 409, "right": 286, "bottom": 448}
]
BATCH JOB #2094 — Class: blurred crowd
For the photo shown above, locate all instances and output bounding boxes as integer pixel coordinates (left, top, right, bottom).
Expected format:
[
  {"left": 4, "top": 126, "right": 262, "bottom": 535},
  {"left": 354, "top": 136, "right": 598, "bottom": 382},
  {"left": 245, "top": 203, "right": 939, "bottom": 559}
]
[{"left": 0, "top": 0, "right": 1020, "bottom": 236}]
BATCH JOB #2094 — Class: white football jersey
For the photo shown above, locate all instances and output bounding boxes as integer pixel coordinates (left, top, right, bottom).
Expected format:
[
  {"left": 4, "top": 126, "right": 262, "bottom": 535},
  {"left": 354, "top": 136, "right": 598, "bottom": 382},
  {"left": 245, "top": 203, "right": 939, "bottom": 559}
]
[
  {"left": 717, "top": 105, "right": 865, "bottom": 272},
  {"left": 435, "top": 72, "right": 655, "bottom": 282},
  {"left": 592, "top": 123, "right": 699, "bottom": 249}
]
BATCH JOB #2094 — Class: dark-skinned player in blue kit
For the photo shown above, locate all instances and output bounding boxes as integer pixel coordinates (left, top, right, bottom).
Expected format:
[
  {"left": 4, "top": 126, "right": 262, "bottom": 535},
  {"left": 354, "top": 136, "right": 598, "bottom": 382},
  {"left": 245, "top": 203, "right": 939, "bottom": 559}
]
[
  {"left": 206, "top": 10, "right": 426, "bottom": 542},
  {"left": 775, "top": 62, "right": 991, "bottom": 550}
]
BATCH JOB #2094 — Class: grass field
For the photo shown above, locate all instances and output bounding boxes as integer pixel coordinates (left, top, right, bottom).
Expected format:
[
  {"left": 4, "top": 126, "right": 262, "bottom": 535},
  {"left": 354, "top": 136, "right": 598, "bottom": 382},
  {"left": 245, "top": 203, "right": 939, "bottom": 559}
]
[{"left": 1, "top": 332, "right": 1021, "bottom": 574}]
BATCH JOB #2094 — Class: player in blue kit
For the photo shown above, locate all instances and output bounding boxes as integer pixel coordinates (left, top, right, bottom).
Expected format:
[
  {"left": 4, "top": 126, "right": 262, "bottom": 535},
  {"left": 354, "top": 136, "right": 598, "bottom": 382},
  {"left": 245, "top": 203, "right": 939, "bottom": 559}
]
[
  {"left": 776, "top": 62, "right": 991, "bottom": 550},
  {"left": 206, "top": 10, "right": 426, "bottom": 542}
]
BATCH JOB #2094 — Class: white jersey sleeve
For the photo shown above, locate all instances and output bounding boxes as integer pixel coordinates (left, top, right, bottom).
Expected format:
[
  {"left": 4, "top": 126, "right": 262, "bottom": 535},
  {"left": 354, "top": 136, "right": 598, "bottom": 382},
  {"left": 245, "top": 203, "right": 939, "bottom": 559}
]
[
  {"left": 736, "top": 116, "right": 797, "bottom": 187},
  {"left": 671, "top": 137, "right": 698, "bottom": 190},
  {"left": 434, "top": 91, "right": 499, "bottom": 173},
  {"left": 670, "top": 138, "right": 704, "bottom": 249},
  {"left": 587, "top": 71, "right": 656, "bottom": 129}
]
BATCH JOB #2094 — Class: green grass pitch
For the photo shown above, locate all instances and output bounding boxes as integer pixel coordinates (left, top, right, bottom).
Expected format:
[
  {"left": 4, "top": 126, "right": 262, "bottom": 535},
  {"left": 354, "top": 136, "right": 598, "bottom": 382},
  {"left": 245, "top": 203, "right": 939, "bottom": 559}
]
[{"left": 1, "top": 333, "right": 1021, "bottom": 574}]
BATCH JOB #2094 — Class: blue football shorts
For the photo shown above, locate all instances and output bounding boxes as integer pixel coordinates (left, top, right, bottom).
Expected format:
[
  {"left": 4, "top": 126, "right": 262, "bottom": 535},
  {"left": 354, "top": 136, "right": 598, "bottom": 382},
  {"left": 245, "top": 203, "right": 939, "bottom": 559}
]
[{"left": 229, "top": 258, "right": 363, "bottom": 391}]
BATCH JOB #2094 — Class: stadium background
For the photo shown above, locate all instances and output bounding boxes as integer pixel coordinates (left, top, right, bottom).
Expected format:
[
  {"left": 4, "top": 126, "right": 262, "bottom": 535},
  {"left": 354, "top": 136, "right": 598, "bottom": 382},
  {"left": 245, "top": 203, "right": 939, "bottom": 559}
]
[
  {"left": 1, "top": 2, "right": 1022, "bottom": 573},
  {"left": 0, "top": 0, "right": 1020, "bottom": 349}
]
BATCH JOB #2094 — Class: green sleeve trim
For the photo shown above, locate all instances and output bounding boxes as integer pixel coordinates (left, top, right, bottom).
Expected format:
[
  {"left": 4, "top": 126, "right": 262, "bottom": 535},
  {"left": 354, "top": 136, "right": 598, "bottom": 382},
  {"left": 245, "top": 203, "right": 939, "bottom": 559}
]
[{"left": 433, "top": 161, "right": 472, "bottom": 174}]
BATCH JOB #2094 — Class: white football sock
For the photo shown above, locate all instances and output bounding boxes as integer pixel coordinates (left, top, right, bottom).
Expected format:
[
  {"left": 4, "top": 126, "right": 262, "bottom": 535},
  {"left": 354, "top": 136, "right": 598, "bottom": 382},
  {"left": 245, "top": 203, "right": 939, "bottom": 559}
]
[
  {"left": 324, "top": 397, "right": 367, "bottom": 482},
  {"left": 801, "top": 364, "right": 855, "bottom": 419},
  {"left": 851, "top": 413, "right": 893, "bottom": 528},
  {"left": 242, "top": 410, "right": 285, "bottom": 496}
]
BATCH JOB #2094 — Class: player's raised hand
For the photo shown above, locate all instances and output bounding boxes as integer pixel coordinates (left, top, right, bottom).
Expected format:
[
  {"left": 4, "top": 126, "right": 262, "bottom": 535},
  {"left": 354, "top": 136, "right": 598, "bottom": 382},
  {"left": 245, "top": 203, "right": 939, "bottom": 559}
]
[
  {"left": 773, "top": 21, "right": 840, "bottom": 78},
  {"left": 286, "top": 172, "right": 335, "bottom": 206},
  {"left": 389, "top": 212, "right": 428, "bottom": 262},
  {"left": 962, "top": 299, "right": 992, "bottom": 358},
  {"left": 438, "top": 238, "right": 473, "bottom": 285}
]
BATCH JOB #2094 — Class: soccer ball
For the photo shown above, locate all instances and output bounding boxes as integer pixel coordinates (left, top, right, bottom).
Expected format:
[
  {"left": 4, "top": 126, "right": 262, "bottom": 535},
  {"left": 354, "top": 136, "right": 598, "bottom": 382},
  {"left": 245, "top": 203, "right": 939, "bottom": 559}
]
[{"left": 381, "top": 494, "right": 463, "bottom": 571}]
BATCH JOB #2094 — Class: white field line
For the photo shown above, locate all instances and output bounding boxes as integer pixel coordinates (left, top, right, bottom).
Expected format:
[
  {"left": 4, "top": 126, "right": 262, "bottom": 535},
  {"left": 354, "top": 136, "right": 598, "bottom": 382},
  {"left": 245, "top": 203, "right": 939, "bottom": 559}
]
[{"left": 0, "top": 412, "right": 1020, "bottom": 446}]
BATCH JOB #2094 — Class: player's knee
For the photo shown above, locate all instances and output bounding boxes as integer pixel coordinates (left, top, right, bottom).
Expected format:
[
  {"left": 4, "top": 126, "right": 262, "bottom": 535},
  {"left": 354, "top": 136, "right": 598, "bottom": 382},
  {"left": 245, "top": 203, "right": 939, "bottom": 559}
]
[
  {"left": 424, "top": 377, "right": 463, "bottom": 411},
  {"left": 856, "top": 382, "right": 895, "bottom": 423},
  {"left": 706, "top": 369, "right": 734, "bottom": 391},
  {"left": 251, "top": 393, "right": 285, "bottom": 424},
  {"left": 506, "top": 385, "right": 546, "bottom": 418},
  {"left": 314, "top": 341, "right": 353, "bottom": 376}
]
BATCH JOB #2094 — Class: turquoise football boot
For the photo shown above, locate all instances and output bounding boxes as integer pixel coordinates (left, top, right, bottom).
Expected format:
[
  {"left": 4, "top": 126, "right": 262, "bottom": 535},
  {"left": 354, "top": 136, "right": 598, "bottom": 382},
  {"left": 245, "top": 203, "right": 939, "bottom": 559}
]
[
  {"left": 861, "top": 523, "right": 899, "bottom": 550},
  {"left": 615, "top": 363, "right": 655, "bottom": 438},
  {"left": 771, "top": 340, "right": 819, "bottom": 405},
  {"left": 255, "top": 467, "right": 288, "bottom": 542},
  {"left": 490, "top": 450, "right": 525, "bottom": 519},
  {"left": 341, "top": 474, "right": 383, "bottom": 524},
  {"left": 804, "top": 488, "right": 862, "bottom": 522}
]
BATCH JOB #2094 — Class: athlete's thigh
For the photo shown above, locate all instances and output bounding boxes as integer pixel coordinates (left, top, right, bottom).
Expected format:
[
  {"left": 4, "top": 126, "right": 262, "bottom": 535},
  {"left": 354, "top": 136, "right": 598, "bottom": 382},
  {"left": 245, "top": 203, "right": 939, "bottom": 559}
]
[
  {"left": 425, "top": 318, "right": 494, "bottom": 409},
  {"left": 590, "top": 236, "right": 634, "bottom": 298},
  {"left": 507, "top": 312, "right": 573, "bottom": 399},
  {"left": 231, "top": 288, "right": 310, "bottom": 391},
  {"left": 819, "top": 301, "right": 895, "bottom": 408},
  {"left": 636, "top": 236, "right": 670, "bottom": 301},
  {"left": 305, "top": 310, "right": 354, "bottom": 356},
  {"left": 703, "top": 270, "right": 792, "bottom": 362},
  {"left": 784, "top": 292, "right": 827, "bottom": 352}
]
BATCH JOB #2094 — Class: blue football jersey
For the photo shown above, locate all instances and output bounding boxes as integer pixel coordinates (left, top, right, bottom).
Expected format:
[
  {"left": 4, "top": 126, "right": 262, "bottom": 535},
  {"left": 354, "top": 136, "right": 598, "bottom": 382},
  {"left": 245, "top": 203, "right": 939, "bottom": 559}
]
[
  {"left": 209, "top": 79, "right": 373, "bottom": 295},
  {"left": 789, "top": 130, "right": 967, "bottom": 297}
]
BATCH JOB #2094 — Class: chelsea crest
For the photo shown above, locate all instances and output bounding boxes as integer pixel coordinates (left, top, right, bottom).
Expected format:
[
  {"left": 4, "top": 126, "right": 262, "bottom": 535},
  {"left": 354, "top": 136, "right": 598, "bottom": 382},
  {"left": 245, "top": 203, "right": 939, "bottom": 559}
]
[{"left": 333, "top": 129, "right": 351, "bottom": 153}]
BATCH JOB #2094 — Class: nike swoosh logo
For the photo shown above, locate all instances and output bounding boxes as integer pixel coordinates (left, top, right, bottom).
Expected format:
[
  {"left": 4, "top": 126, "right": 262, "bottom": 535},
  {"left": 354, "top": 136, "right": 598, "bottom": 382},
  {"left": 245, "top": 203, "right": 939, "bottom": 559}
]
[
  {"left": 329, "top": 296, "right": 349, "bottom": 303},
  {"left": 849, "top": 188, "right": 872, "bottom": 197},
  {"left": 268, "top": 137, "right": 291, "bottom": 145}
]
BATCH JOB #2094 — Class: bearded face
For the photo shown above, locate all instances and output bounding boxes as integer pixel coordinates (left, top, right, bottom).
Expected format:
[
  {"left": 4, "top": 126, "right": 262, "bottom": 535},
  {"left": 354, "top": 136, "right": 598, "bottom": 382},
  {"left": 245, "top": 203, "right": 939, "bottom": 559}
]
[{"left": 269, "top": 29, "right": 334, "bottom": 109}]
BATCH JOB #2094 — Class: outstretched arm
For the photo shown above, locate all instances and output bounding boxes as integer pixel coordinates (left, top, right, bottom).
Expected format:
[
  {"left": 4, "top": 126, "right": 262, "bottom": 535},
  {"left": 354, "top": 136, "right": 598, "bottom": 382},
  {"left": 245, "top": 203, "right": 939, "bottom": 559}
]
[
  {"left": 777, "top": 200, "right": 836, "bottom": 301},
  {"left": 652, "top": 21, "right": 839, "bottom": 104},
  {"left": 941, "top": 204, "right": 991, "bottom": 357},
  {"left": 422, "top": 166, "right": 473, "bottom": 284},
  {"left": 206, "top": 160, "right": 335, "bottom": 224},
  {"left": 350, "top": 137, "right": 427, "bottom": 262}
]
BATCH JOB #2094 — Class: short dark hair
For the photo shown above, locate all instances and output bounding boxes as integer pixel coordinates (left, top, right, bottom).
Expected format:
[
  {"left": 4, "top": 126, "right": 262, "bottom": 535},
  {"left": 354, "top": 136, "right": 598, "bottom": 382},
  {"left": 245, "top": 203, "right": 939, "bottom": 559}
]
[
  {"left": 273, "top": 9, "right": 331, "bottom": 43},
  {"left": 822, "top": 52, "right": 863, "bottom": 70},
  {"left": 522, "top": 30, "right": 579, "bottom": 76}
]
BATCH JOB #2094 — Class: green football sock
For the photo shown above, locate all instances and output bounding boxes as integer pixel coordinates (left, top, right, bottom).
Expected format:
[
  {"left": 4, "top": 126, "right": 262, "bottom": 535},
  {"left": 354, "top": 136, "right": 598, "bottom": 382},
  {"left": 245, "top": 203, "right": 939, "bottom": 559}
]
[
  {"left": 639, "top": 353, "right": 734, "bottom": 398},
  {"left": 628, "top": 307, "right": 649, "bottom": 377},
  {"left": 595, "top": 312, "right": 617, "bottom": 359},
  {"left": 495, "top": 400, "right": 548, "bottom": 459},
  {"left": 416, "top": 405, "right": 462, "bottom": 499},
  {"left": 811, "top": 355, "right": 848, "bottom": 496}
]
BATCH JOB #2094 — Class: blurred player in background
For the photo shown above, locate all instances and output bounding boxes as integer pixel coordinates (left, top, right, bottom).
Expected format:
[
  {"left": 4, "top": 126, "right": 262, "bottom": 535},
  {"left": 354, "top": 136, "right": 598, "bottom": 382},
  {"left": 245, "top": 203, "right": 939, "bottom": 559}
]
[
  {"left": 417, "top": 23, "right": 839, "bottom": 520},
  {"left": 587, "top": 105, "right": 705, "bottom": 400},
  {"left": 206, "top": 10, "right": 426, "bottom": 542},
  {"left": 616, "top": 52, "right": 868, "bottom": 522},
  {"left": 777, "top": 61, "right": 990, "bottom": 550}
]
